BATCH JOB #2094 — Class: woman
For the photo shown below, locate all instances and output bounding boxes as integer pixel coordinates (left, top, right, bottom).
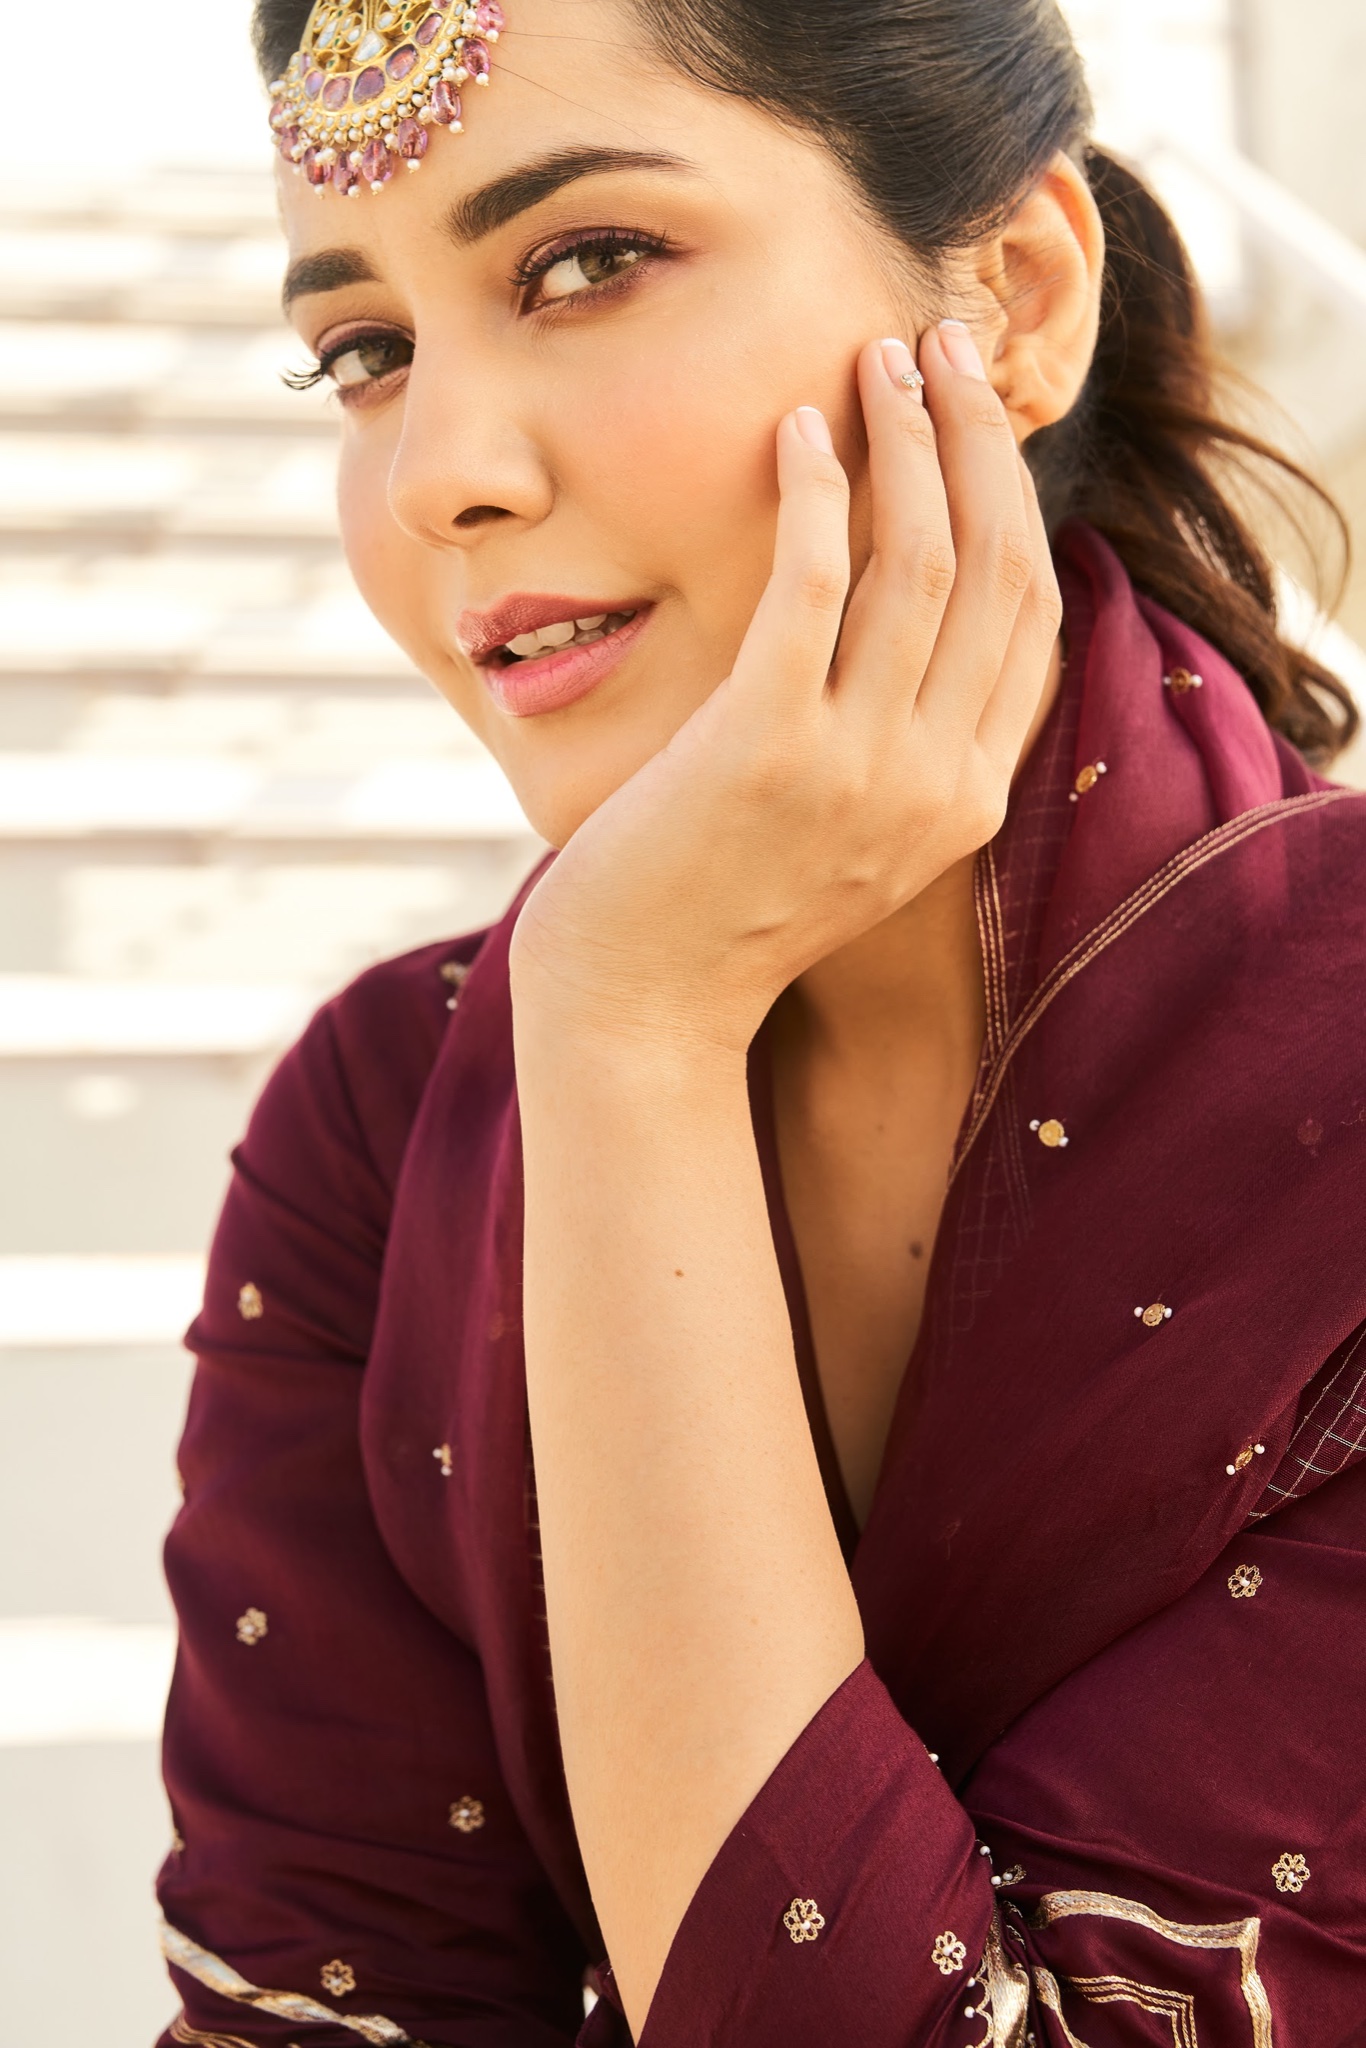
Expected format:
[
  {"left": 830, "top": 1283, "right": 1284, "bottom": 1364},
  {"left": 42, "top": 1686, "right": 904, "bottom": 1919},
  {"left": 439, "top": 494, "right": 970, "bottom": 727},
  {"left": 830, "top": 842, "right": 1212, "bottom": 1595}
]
[{"left": 156, "top": 0, "right": 1366, "bottom": 2041}]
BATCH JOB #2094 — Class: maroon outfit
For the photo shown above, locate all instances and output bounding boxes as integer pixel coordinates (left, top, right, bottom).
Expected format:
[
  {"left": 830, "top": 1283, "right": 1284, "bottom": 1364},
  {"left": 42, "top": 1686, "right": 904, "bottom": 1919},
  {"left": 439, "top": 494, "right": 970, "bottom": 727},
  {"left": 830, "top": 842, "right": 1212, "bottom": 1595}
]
[{"left": 158, "top": 527, "right": 1366, "bottom": 2047}]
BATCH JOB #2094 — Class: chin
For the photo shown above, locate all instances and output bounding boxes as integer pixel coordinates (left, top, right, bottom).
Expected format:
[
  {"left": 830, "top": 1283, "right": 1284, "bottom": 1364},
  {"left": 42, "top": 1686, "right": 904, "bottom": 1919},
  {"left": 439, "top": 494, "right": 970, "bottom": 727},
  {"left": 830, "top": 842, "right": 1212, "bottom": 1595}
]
[{"left": 507, "top": 772, "right": 610, "bottom": 853}]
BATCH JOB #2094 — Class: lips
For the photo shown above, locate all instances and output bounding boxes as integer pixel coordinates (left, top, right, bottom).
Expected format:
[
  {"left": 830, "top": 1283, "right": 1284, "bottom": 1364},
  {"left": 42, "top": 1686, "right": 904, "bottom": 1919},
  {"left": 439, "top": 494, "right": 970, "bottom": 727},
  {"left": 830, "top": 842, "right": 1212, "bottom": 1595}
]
[{"left": 458, "top": 594, "right": 648, "bottom": 667}]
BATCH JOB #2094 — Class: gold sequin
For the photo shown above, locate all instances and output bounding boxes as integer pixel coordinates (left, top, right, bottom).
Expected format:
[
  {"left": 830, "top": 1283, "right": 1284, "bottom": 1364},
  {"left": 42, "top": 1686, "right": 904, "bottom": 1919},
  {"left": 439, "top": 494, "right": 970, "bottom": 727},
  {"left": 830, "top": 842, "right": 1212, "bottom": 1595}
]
[
  {"left": 235, "top": 1607, "right": 268, "bottom": 1647},
  {"left": 783, "top": 1898, "right": 825, "bottom": 1944},
  {"left": 1228, "top": 1563, "right": 1263, "bottom": 1599},
  {"left": 932, "top": 1931, "right": 968, "bottom": 1976},
  {"left": 1136, "top": 1302, "right": 1172, "bottom": 1329},
  {"left": 1226, "top": 1442, "right": 1267, "bottom": 1476},
  {"left": 237, "top": 1283, "right": 264, "bottom": 1321},
  {"left": 448, "top": 1795, "right": 485, "bottom": 1833},
  {"left": 1164, "top": 668, "right": 1204, "bottom": 694},
  {"left": 1070, "top": 761, "right": 1108, "bottom": 801},
  {"left": 1030, "top": 1118, "right": 1069, "bottom": 1149},
  {"left": 433, "top": 1443, "right": 453, "bottom": 1479},
  {"left": 170, "top": 1827, "right": 185, "bottom": 1856},
  {"left": 440, "top": 961, "right": 471, "bottom": 1012},
  {"left": 320, "top": 1959, "right": 357, "bottom": 1997},
  {"left": 1272, "top": 1853, "right": 1310, "bottom": 1894}
]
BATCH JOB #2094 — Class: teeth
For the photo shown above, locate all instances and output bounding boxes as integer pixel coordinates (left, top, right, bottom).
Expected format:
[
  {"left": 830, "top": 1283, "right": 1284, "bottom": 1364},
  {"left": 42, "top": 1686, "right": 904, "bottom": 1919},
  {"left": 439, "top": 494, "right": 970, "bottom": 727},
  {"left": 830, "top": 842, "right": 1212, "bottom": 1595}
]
[{"left": 502, "top": 610, "right": 636, "bottom": 660}]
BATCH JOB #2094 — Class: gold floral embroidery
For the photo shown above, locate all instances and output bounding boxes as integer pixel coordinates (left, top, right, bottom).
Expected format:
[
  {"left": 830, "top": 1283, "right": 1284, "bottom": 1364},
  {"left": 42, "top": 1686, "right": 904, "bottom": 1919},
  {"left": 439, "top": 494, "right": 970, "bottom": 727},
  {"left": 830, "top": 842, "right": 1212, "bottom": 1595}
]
[
  {"left": 236, "top": 1283, "right": 264, "bottom": 1321},
  {"left": 440, "top": 961, "right": 472, "bottom": 1011},
  {"left": 235, "top": 1607, "right": 268, "bottom": 1647},
  {"left": 322, "top": 1960, "right": 357, "bottom": 1997},
  {"left": 932, "top": 1930, "right": 967, "bottom": 1975},
  {"left": 1272, "top": 1853, "right": 1310, "bottom": 1894},
  {"left": 1028, "top": 1889, "right": 1272, "bottom": 2047},
  {"left": 1228, "top": 1564, "right": 1263, "bottom": 1599},
  {"left": 783, "top": 1898, "right": 825, "bottom": 1943},
  {"left": 159, "top": 1920, "right": 415, "bottom": 2044},
  {"left": 448, "top": 1795, "right": 485, "bottom": 1833}
]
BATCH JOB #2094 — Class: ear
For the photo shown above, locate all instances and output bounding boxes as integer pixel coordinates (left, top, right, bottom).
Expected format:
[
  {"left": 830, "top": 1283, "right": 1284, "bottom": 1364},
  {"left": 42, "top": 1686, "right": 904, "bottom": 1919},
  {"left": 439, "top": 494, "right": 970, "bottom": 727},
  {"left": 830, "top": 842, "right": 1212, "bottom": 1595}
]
[{"left": 969, "top": 152, "right": 1106, "bottom": 444}]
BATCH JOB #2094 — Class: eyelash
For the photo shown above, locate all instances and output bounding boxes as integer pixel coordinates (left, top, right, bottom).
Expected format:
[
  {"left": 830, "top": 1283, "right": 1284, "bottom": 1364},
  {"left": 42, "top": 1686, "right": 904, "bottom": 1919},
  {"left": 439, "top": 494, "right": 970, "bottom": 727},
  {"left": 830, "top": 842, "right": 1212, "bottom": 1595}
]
[{"left": 285, "top": 227, "right": 672, "bottom": 402}]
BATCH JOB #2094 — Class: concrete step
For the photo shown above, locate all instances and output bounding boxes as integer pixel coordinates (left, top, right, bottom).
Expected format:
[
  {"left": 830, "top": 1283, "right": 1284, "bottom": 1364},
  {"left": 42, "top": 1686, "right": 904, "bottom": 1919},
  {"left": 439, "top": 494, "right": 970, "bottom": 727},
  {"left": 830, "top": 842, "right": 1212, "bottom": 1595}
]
[
  {"left": 0, "top": 753, "right": 531, "bottom": 842},
  {"left": 0, "top": 545, "right": 412, "bottom": 680},
  {"left": 0, "top": 224, "right": 286, "bottom": 329},
  {"left": 0, "top": 432, "right": 340, "bottom": 543},
  {"left": 0, "top": 322, "right": 334, "bottom": 436}
]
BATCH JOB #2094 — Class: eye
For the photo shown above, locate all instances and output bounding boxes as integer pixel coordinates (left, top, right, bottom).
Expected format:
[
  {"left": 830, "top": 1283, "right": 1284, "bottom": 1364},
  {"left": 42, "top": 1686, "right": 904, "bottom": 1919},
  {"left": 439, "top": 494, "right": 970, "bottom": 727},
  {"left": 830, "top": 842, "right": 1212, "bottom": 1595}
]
[
  {"left": 284, "top": 328, "right": 413, "bottom": 403},
  {"left": 325, "top": 330, "right": 413, "bottom": 390},
  {"left": 516, "top": 231, "right": 668, "bottom": 312}
]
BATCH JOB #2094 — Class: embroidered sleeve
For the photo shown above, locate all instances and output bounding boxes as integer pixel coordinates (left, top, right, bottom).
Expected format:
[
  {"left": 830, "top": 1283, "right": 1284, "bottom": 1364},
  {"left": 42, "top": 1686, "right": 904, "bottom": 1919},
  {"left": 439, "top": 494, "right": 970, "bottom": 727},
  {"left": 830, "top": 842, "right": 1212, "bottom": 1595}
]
[{"left": 158, "top": 1001, "right": 587, "bottom": 2048}]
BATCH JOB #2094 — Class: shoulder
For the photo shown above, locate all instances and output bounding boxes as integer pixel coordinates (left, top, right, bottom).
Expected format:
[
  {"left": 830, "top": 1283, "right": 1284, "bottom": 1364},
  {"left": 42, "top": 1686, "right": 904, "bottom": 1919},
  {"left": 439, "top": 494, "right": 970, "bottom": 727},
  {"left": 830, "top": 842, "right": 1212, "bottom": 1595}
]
[{"left": 243, "top": 929, "right": 493, "bottom": 1216}]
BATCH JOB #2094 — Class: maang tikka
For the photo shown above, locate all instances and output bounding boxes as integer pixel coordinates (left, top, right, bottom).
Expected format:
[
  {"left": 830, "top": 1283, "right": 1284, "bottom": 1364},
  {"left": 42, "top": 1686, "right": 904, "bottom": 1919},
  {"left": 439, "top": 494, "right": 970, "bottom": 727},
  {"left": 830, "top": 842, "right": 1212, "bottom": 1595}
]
[{"left": 269, "top": 0, "right": 505, "bottom": 197}]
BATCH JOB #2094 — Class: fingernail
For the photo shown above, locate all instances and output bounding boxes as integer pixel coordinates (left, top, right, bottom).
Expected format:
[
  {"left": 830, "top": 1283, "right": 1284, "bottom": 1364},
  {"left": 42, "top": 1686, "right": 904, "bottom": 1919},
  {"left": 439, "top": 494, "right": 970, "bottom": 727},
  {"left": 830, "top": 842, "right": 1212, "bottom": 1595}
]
[
  {"left": 938, "top": 320, "right": 988, "bottom": 381},
  {"left": 879, "top": 337, "right": 924, "bottom": 397},
  {"left": 795, "top": 406, "right": 834, "bottom": 453}
]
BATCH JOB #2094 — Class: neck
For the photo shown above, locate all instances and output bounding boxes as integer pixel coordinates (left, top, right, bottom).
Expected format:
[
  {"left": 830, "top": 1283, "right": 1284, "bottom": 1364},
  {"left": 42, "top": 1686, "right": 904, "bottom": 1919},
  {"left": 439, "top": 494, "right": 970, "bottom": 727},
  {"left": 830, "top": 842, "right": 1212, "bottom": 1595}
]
[{"left": 778, "top": 855, "right": 985, "bottom": 1071}]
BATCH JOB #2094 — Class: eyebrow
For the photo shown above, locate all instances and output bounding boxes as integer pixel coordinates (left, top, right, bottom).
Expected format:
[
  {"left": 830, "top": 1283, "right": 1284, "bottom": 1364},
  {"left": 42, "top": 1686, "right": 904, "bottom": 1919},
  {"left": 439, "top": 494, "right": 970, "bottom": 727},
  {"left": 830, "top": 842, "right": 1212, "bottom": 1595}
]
[{"left": 282, "top": 145, "right": 697, "bottom": 312}]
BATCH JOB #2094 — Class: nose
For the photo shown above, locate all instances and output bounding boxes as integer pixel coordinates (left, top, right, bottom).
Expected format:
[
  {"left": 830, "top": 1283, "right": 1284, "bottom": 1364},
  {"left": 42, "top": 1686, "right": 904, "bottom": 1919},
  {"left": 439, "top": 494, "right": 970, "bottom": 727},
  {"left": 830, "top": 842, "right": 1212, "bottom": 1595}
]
[{"left": 384, "top": 337, "right": 554, "bottom": 548}]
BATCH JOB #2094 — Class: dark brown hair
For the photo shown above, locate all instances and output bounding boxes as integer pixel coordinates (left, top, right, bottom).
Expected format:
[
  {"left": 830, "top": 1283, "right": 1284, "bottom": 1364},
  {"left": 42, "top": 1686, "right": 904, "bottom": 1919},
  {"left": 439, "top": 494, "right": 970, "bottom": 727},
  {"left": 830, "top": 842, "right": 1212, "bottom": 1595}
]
[{"left": 255, "top": 0, "right": 1356, "bottom": 761}]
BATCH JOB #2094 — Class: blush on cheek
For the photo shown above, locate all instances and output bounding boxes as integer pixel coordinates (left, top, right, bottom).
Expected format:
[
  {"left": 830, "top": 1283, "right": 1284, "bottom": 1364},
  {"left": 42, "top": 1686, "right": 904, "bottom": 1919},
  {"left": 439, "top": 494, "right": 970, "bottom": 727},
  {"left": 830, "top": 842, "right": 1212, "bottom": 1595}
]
[{"left": 576, "top": 358, "right": 781, "bottom": 673}]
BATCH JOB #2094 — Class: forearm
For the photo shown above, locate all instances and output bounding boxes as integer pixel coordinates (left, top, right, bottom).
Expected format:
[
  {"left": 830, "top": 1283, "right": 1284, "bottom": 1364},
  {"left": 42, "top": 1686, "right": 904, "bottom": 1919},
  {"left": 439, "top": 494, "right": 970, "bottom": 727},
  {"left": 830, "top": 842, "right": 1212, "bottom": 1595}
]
[{"left": 514, "top": 1008, "right": 864, "bottom": 2035}]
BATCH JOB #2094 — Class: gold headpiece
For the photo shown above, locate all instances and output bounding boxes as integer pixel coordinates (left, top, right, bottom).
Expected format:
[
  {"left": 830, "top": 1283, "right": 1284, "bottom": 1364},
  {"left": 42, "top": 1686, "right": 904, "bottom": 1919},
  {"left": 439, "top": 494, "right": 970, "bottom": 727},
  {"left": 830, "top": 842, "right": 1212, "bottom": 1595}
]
[{"left": 269, "top": 0, "right": 504, "bottom": 195}]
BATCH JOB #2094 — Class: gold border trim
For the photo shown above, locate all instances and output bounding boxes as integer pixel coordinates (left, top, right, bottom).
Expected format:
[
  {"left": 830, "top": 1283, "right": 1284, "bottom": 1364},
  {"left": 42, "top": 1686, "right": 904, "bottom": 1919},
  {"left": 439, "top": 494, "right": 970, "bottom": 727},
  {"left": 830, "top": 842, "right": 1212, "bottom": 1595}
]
[
  {"left": 169, "top": 2018, "right": 258, "bottom": 2048},
  {"left": 1029, "top": 1889, "right": 1273, "bottom": 2047},
  {"left": 160, "top": 1920, "right": 417, "bottom": 2046},
  {"left": 951, "top": 789, "right": 1356, "bottom": 1183}
]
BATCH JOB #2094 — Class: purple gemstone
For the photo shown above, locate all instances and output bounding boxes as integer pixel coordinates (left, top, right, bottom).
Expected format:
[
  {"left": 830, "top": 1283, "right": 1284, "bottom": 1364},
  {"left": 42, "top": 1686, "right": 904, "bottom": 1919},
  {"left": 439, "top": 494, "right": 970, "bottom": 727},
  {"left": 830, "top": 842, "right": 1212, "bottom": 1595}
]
[
  {"left": 429, "top": 79, "right": 463, "bottom": 125},
  {"left": 303, "top": 67, "right": 325, "bottom": 98},
  {"left": 394, "top": 115, "right": 429, "bottom": 160},
  {"left": 461, "top": 37, "right": 491, "bottom": 81},
  {"left": 322, "top": 73, "right": 352, "bottom": 110},
  {"left": 386, "top": 43, "right": 418, "bottom": 80},
  {"left": 415, "top": 13, "right": 444, "bottom": 44},
  {"left": 476, "top": 0, "right": 505, "bottom": 30},
  {"left": 278, "top": 123, "right": 302, "bottom": 159},
  {"left": 303, "top": 146, "right": 331, "bottom": 186},
  {"left": 332, "top": 154, "right": 360, "bottom": 195},
  {"left": 268, "top": 96, "right": 287, "bottom": 128},
  {"left": 361, "top": 136, "right": 393, "bottom": 186},
  {"left": 353, "top": 65, "right": 385, "bottom": 102}
]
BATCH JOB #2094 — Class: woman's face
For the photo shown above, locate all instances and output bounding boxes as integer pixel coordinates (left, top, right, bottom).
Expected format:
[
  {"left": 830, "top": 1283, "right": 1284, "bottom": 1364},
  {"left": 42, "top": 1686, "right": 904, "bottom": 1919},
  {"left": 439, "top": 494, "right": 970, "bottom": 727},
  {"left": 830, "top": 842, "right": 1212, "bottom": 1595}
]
[{"left": 278, "top": 0, "right": 932, "bottom": 846}]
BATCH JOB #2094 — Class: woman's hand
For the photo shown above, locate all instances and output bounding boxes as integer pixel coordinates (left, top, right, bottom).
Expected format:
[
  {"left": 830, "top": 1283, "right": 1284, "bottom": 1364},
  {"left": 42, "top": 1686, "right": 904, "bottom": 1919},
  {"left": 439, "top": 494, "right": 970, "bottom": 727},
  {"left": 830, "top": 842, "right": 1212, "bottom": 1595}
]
[{"left": 510, "top": 321, "right": 1062, "bottom": 1055}]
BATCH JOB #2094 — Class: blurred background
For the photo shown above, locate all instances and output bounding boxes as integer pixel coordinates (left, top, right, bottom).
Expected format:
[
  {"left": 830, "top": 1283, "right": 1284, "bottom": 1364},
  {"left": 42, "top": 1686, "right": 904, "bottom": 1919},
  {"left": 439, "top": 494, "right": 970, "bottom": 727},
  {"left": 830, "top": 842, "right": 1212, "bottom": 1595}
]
[{"left": 1, "top": 0, "right": 1364, "bottom": 2039}]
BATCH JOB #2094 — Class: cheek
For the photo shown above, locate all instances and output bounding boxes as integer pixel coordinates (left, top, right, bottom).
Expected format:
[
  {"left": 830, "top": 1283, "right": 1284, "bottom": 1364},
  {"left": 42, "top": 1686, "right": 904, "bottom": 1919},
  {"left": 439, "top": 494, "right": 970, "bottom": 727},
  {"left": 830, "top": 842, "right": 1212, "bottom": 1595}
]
[
  {"left": 336, "top": 431, "right": 413, "bottom": 638},
  {"left": 568, "top": 315, "right": 784, "bottom": 655}
]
